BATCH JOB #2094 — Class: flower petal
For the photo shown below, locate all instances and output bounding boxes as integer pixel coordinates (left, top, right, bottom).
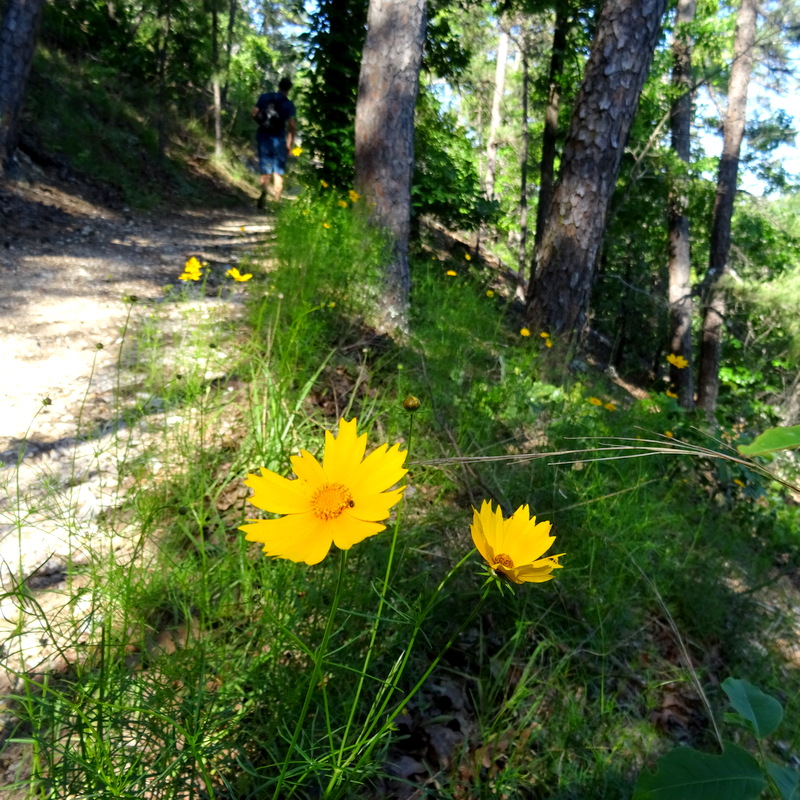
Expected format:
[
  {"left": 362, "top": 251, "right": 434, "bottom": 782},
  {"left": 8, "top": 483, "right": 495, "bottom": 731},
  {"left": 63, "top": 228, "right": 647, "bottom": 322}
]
[
  {"left": 330, "top": 515, "right": 386, "bottom": 549},
  {"left": 244, "top": 468, "right": 310, "bottom": 514},
  {"left": 240, "top": 514, "right": 332, "bottom": 564},
  {"left": 350, "top": 486, "right": 405, "bottom": 522},
  {"left": 350, "top": 442, "right": 408, "bottom": 496},
  {"left": 322, "top": 418, "right": 368, "bottom": 480},
  {"left": 290, "top": 449, "right": 327, "bottom": 486}
]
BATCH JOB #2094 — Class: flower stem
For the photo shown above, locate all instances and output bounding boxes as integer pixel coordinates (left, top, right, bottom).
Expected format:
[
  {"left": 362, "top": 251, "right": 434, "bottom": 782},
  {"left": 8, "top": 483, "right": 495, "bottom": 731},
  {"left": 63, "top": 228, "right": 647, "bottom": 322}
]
[{"left": 272, "top": 549, "right": 348, "bottom": 800}]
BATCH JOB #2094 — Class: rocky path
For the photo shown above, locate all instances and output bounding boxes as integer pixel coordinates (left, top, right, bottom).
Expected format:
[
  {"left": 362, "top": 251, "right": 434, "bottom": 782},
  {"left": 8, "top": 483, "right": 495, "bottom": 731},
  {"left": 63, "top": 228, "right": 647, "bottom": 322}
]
[{"left": 0, "top": 166, "right": 271, "bottom": 766}]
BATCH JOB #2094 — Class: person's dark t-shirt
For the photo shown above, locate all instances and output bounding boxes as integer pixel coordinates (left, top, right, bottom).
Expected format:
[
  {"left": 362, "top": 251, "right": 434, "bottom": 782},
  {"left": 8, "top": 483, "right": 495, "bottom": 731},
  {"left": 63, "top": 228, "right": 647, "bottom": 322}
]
[{"left": 255, "top": 92, "right": 296, "bottom": 140}]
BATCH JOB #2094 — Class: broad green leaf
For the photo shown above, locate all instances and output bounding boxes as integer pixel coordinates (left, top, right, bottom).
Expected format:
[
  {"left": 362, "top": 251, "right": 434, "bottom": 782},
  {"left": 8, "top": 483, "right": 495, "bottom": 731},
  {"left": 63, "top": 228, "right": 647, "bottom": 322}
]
[
  {"left": 766, "top": 761, "right": 800, "bottom": 800},
  {"left": 737, "top": 425, "right": 800, "bottom": 456},
  {"left": 633, "top": 742, "right": 766, "bottom": 800},
  {"left": 722, "top": 677, "right": 783, "bottom": 738}
]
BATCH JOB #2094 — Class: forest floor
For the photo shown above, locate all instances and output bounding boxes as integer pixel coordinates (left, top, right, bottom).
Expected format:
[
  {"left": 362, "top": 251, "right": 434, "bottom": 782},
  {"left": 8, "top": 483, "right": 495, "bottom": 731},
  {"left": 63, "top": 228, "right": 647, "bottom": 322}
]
[{"left": 0, "top": 158, "right": 270, "bottom": 787}]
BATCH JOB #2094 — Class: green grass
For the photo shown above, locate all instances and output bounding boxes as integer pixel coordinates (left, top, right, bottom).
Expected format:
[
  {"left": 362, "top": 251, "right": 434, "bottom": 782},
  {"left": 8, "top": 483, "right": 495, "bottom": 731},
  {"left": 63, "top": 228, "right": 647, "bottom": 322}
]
[{"left": 2, "top": 188, "right": 799, "bottom": 799}]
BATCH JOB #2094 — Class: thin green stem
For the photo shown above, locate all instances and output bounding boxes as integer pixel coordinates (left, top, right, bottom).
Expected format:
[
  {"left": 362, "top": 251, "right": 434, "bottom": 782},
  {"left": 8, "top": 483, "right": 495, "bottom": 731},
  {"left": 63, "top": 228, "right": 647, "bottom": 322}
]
[{"left": 272, "top": 549, "right": 348, "bottom": 800}]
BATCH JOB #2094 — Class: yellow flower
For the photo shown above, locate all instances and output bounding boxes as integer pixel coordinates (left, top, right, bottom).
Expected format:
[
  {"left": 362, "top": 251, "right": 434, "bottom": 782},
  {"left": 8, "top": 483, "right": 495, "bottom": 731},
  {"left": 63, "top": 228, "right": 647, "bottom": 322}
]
[
  {"left": 338, "top": 200, "right": 348, "bottom": 208},
  {"left": 446, "top": 270, "right": 457, "bottom": 276},
  {"left": 604, "top": 403, "right": 617, "bottom": 411},
  {"left": 470, "top": 500, "right": 563, "bottom": 584},
  {"left": 464, "top": 253, "right": 472, "bottom": 261},
  {"left": 291, "top": 146, "right": 302, "bottom": 156},
  {"left": 588, "top": 397, "right": 603, "bottom": 406},
  {"left": 520, "top": 328, "right": 531, "bottom": 337},
  {"left": 545, "top": 339, "right": 553, "bottom": 348},
  {"left": 665, "top": 389, "right": 678, "bottom": 399},
  {"left": 539, "top": 331, "right": 550, "bottom": 338},
  {"left": 486, "top": 289, "right": 495, "bottom": 297},
  {"left": 323, "top": 222, "right": 332, "bottom": 229},
  {"left": 320, "top": 180, "right": 329, "bottom": 189},
  {"left": 664, "top": 430, "right": 674, "bottom": 438},
  {"left": 240, "top": 226, "right": 246, "bottom": 232},
  {"left": 348, "top": 190, "right": 360, "bottom": 202},
  {"left": 178, "top": 256, "right": 203, "bottom": 281},
  {"left": 666, "top": 353, "right": 689, "bottom": 369},
  {"left": 734, "top": 478, "right": 745, "bottom": 487},
  {"left": 241, "top": 419, "right": 407, "bottom": 565},
  {"left": 226, "top": 267, "right": 253, "bottom": 282}
]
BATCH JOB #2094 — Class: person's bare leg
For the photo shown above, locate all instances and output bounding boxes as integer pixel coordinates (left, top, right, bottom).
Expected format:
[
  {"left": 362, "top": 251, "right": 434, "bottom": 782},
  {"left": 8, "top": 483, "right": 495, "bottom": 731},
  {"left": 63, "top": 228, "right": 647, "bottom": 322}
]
[
  {"left": 257, "top": 173, "right": 271, "bottom": 208},
  {"left": 273, "top": 173, "right": 285, "bottom": 202}
]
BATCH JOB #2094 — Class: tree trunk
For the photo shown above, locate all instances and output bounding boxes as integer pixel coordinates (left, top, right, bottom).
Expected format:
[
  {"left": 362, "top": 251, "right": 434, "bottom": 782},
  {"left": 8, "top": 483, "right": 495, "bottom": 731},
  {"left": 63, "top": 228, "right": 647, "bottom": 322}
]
[
  {"left": 211, "top": 5, "right": 222, "bottom": 158},
  {"left": 526, "top": 0, "right": 668, "bottom": 339},
  {"left": 534, "top": 2, "right": 568, "bottom": 251},
  {"left": 518, "top": 44, "right": 530, "bottom": 276},
  {"left": 696, "top": 0, "right": 757, "bottom": 415},
  {"left": 484, "top": 29, "right": 509, "bottom": 203},
  {"left": 0, "top": 0, "right": 46, "bottom": 173},
  {"left": 354, "top": 0, "right": 426, "bottom": 334},
  {"left": 667, "top": 0, "right": 697, "bottom": 409}
]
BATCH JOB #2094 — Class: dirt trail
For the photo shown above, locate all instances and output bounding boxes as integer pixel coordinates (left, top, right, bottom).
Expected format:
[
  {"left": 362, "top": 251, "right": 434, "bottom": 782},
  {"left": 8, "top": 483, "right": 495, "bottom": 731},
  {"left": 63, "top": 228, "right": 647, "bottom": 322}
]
[{"left": 0, "top": 162, "right": 271, "bottom": 750}]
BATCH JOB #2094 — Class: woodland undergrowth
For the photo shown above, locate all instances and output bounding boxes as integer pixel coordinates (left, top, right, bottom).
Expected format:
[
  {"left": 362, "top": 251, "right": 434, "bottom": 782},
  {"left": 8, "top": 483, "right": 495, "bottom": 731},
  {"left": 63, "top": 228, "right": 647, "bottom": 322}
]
[{"left": 1, "top": 177, "right": 800, "bottom": 800}]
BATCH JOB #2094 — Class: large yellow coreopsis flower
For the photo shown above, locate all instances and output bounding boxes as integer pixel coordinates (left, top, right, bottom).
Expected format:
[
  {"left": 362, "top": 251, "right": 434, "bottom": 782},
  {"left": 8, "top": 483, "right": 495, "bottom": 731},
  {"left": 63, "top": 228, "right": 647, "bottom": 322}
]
[
  {"left": 470, "top": 500, "right": 563, "bottom": 584},
  {"left": 240, "top": 419, "right": 407, "bottom": 564},
  {"left": 666, "top": 353, "right": 689, "bottom": 369}
]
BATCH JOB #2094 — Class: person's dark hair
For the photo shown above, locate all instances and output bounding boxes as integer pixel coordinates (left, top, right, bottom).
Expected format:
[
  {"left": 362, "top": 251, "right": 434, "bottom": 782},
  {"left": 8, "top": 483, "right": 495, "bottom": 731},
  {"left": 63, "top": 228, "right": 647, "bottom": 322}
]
[{"left": 278, "top": 77, "right": 293, "bottom": 93}]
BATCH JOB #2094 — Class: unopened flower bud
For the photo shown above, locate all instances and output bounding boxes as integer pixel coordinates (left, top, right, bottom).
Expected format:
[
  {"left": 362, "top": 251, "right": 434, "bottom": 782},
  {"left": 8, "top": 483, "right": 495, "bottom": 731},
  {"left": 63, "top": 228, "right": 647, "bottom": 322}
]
[{"left": 403, "top": 395, "right": 420, "bottom": 412}]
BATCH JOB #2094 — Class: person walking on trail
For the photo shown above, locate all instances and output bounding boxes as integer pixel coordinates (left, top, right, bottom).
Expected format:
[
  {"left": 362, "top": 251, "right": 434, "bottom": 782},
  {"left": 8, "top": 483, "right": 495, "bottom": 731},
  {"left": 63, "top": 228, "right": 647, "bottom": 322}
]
[{"left": 252, "top": 77, "right": 296, "bottom": 207}]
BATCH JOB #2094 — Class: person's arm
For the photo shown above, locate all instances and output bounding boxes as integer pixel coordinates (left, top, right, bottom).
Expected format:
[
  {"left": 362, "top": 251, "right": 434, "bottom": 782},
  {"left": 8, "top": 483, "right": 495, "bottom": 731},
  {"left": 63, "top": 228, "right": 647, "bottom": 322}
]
[
  {"left": 286, "top": 117, "right": 296, "bottom": 152},
  {"left": 252, "top": 105, "right": 261, "bottom": 121}
]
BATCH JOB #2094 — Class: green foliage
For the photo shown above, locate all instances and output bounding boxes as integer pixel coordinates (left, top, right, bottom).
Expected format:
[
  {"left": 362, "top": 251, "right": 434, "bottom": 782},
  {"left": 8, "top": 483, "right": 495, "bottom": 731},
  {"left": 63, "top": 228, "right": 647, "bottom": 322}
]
[
  {"left": 634, "top": 679, "right": 795, "bottom": 800},
  {"left": 413, "top": 88, "right": 498, "bottom": 231},
  {"left": 738, "top": 425, "right": 800, "bottom": 456}
]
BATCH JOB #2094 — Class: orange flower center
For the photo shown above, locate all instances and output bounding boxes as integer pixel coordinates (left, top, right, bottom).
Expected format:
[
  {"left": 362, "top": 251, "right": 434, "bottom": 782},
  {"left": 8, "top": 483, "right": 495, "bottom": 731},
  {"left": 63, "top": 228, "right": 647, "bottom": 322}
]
[
  {"left": 310, "top": 483, "right": 354, "bottom": 520},
  {"left": 494, "top": 553, "right": 514, "bottom": 570}
]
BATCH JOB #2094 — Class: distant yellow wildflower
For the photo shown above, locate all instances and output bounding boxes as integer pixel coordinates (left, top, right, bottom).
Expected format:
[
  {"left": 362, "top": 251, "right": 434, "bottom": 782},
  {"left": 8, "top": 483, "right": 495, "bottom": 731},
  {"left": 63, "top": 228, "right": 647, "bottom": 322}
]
[
  {"left": 446, "top": 270, "right": 457, "bottom": 276},
  {"left": 338, "top": 200, "right": 348, "bottom": 208},
  {"left": 464, "top": 253, "right": 472, "bottom": 261},
  {"left": 545, "top": 339, "right": 553, "bottom": 348},
  {"left": 178, "top": 256, "right": 203, "bottom": 281},
  {"left": 348, "top": 190, "right": 360, "bottom": 202},
  {"left": 226, "top": 267, "right": 253, "bottom": 282},
  {"left": 666, "top": 353, "right": 689, "bottom": 369},
  {"left": 486, "top": 289, "right": 495, "bottom": 297},
  {"left": 588, "top": 397, "right": 603, "bottom": 406},
  {"left": 322, "top": 222, "right": 332, "bottom": 229},
  {"left": 320, "top": 180, "right": 329, "bottom": 189},
  {"left": 520, "top": 328, "right": 531, "bottom": 337},
  {"left": 540, "top": 332, "right": 550, "bottom": 338},
  {"left": 291, "top": 146, "right": 302, "bottom": 156},
  {"left": 604, "top": 403, "right": 617, "bottom": 411},
  {"left": 665, "top": 389, "right": 678, "bottom": 399}
]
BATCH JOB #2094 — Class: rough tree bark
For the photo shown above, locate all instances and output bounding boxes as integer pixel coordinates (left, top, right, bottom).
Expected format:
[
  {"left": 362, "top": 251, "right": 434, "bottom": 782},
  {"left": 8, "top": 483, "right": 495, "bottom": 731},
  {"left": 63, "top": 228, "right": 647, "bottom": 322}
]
[
  {"left": 667, "top": 0, "right": 697, "bottom": 409},
  {"left": 354, "top": 0, "right": 426, "bottom": 334},
  {"left": 0, "top": 0, "right": 46, "bottom": 173},
  {"left": 526, "top": 0, "right": 668, "bottom": 338},
  {"left": 696, "top": 0, "right": 757, "bottom": 415},
  {"left": 534, "top": 2, "right": 569, "bottom": 251}
]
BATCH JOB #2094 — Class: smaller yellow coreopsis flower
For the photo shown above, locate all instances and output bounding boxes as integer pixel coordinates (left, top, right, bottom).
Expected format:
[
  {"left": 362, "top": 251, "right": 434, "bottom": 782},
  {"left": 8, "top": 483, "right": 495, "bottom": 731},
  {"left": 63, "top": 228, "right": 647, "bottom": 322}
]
[
  {"left": 320, "top": 180, "right": 329, "bottom": 189},
  {"left": 665, "top": 389, "right": 678, "bottom": 399},
  {"left": 604, "top": 402, "right": 617, "bottom": 411},
  {"left": 588, "top": 397, "right": 603, "bottom": 406},
  {"left": 291, "top": 146, "right": 302, "bottom": 156},
  {"left": 486, "top": 289, "right": 495, "bottom": 298},
  {"left": 539, "top": 331, "right": 550, "bottom": 338},
  {"left": 666, "top": 353, "right": 689, "bottom": 369},
  {"left": 227, "top": 267, "right": 253, "bottom": 282},
  {"left": 178, "top": 256, "right": 203, "bottom": 281},
  {"left": 464, "top": 253, "right": 472, "bottom": 261},
  {"left": 471, "top": 500, "right": 563, "bottom": 584},
  {"left": 520, "top": 328, "right": 531, "bottom": 337},
  {"left": 545, "top": 339, "right": 553, "bottom": 348},
  {"left": 348, "top": 189, "right": 360, "bottom": 202},
  {"left": 446, "top": 270, "right": 457, "bottom": 276},
  {"left": 322, "top": 222, "right": 332, "bottom": 229},
  {"left": 338, "top": 200, "right": 348, "bottom": 208}
]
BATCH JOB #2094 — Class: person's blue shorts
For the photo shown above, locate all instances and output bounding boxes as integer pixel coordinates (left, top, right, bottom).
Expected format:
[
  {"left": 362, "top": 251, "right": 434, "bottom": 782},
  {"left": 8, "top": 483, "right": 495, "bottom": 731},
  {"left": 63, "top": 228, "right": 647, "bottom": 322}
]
[{"left": 258, "top": 135, "right": 288, "bottom": 176}]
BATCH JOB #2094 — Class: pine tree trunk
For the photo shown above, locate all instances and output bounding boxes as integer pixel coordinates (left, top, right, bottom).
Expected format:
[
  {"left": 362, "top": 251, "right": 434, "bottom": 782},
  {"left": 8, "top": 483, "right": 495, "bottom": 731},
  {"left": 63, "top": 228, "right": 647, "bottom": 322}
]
[
  {"left": 526, "top": 0, "right": 668, "bottom": 339},
  {"left": 696, "top": 0, "right": 757, "bottom": 415},
  {"left": 354, "top": 0, "right": 426, "bottom": 334},
  {"left": 0, "top": 0, "right": 46, "bottom": 173},
  {"left": 518, "top": 45, "right": 530, "bottom": 276},
  {"left": 667, "top": 0, "right": 697, "bottom": 409},
  {"left": 534, "top": 3, "right": 568, "bottom": 251}
]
